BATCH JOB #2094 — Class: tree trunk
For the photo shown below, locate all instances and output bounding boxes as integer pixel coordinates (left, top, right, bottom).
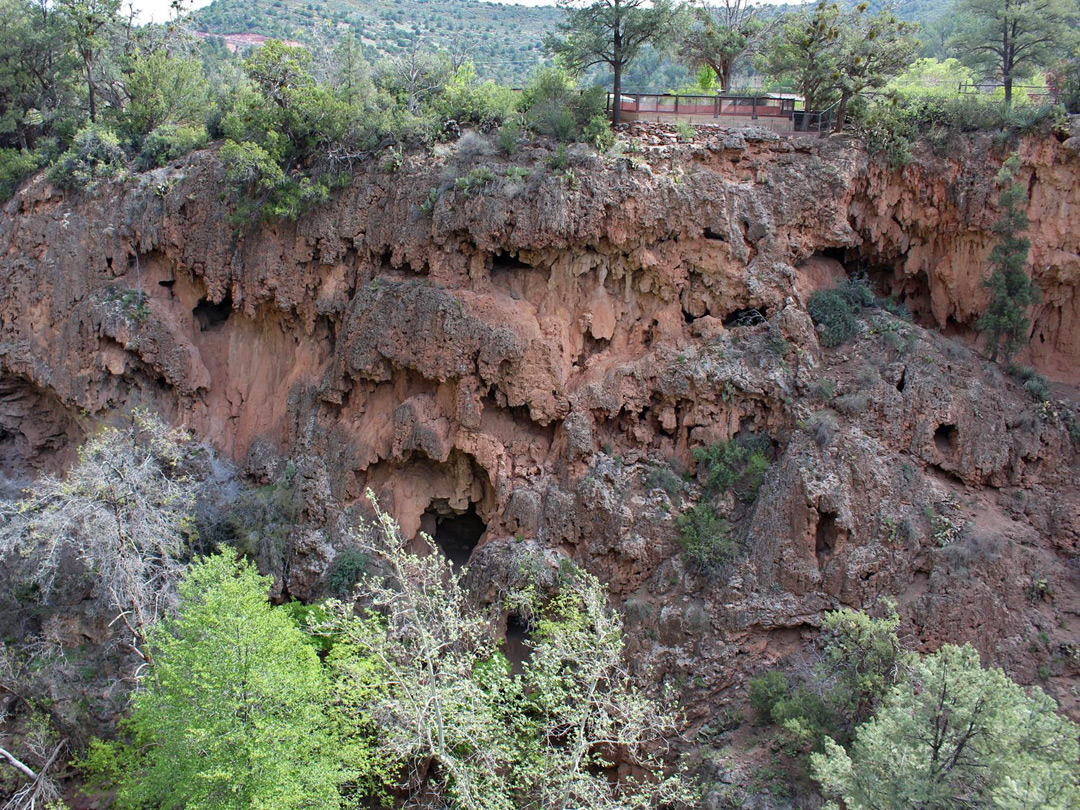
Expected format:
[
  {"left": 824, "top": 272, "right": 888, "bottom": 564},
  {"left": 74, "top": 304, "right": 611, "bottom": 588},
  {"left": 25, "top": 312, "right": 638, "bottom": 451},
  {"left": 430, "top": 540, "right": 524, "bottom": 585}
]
[
  {"left": 1004, "top": 73, "right": 1013, "bottom": 106},
  {"left": 832, "top": 93, "right": 850, "bottom": 134},
  {"left": 719, "top": 61, "right": 732, "bottom": 93},
  {"left": 612, "top": 60, "right": 622, "bottom": 126},
  {"left": 86, "top": 61, "right": 96, "bottom": 122}
]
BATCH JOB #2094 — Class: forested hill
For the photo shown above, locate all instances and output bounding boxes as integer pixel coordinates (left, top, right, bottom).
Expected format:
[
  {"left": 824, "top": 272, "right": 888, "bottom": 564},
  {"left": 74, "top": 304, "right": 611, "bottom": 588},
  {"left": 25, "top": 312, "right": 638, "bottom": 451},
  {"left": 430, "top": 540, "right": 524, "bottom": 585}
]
[{"left": 189, "top": 0, "right": 562, "bottom": 85}]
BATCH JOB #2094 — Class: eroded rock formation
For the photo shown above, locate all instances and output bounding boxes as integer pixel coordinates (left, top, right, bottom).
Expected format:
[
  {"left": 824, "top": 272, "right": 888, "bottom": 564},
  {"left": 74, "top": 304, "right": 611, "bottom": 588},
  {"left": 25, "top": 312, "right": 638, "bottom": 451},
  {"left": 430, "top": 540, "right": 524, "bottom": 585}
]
[{"left": 2, "top": 125, "right": 1079, "bottom": 752}]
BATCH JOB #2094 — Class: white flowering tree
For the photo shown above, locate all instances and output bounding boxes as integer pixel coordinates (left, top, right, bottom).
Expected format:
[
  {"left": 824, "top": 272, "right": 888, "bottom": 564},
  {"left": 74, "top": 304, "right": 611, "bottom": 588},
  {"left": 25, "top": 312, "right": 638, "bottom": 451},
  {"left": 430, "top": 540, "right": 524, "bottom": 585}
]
[
  {"left": 328, "top": 491, "right": 689, "bottom": 810},
  {"left": 0, "top": 411, "right": 197, "bottom": 663}
]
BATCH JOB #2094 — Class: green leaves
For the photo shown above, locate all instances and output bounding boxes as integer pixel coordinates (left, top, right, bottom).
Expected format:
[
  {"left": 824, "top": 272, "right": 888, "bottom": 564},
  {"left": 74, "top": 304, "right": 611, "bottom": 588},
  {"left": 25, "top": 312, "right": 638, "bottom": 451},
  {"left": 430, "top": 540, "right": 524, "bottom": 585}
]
[
  {"left": 112, "top": 553, "right": 357, "bottom": 809},
  {"left": 811, "top": 643, "right": 1080, "bottom": 809}
]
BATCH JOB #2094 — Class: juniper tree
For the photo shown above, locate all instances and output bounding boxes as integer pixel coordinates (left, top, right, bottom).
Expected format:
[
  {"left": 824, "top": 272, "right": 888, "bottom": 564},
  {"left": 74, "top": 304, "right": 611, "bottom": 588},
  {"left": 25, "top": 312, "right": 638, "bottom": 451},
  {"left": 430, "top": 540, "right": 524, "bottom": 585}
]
[
  {"left": 977, "top": 154, "right": 1037, "bottom": 362},
  {"left": 811, "top": 643, "right": 1080, "bottom": 809}
]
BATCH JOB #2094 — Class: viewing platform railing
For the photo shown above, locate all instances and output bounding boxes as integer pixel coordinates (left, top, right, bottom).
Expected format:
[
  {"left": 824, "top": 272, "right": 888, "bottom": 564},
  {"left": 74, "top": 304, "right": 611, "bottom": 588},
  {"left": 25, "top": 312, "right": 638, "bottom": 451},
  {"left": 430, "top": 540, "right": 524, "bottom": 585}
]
[{"left": 607, "top": 92, "right": 834, "bottom": 134}]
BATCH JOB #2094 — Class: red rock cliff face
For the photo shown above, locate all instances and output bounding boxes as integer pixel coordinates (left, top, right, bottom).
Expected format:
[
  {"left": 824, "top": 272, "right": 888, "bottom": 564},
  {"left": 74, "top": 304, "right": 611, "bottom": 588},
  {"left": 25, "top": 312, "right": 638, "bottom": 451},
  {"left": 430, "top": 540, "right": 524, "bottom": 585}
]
[{"left": 2, "top": 127, "right": 1079, "bottom": 737}]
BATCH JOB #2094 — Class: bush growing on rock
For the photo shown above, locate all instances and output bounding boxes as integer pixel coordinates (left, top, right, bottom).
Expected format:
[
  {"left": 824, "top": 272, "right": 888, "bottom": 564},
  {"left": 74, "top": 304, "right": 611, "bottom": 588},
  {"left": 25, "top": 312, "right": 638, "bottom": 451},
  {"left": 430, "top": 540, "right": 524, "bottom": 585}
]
[
  {"left": 138, "top": 123, "right": 208, "bottom": 169},
  {"left": 676, "top": 503, "right": 737, "bottom": 572},
  {"left": 46, "top": 125, "right": 127, "bottom": 190},
  {"left": 807, "top": 280, "right": 877, "bottom": 347}
]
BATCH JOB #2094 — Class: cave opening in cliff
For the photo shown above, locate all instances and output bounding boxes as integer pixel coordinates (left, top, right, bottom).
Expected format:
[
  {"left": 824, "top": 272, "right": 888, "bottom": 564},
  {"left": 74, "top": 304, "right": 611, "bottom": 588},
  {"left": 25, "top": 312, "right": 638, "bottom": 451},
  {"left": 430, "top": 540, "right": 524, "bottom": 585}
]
[
  {"left": 193, "top": 294, "right": 232, "bottom": 331},
  {"left": 503, "top": 614, "right": 532, "bottom": 675},
  {"left": 425, "top": 503, "right": 486, "bottom": 572},
  {"left": 815, "top": 511, "right": 841, "bottom": 564},
  {"left": 935, "top": 424, "right": 959, "bottom": 456},
  {"left": 722, "top": 307, "right": 769, "bottom": 328}
]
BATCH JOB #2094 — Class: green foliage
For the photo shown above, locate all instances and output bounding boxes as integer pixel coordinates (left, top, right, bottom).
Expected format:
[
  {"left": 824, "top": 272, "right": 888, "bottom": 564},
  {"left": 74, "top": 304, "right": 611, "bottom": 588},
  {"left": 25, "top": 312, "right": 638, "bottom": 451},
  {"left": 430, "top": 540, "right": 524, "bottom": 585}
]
[
  {"left": 761, "top": 1, "right": 915, "bottom": 131},
  {"left": 676, "top": 503, "right": 737, "bottom": 573},
  {"left": 138, "top": 123, "right": 208, "bottom": 169},
  {"left": 327, "top": 548, "right": 368, "bottom": 596},
  {"left": 434, "top": 63, "right": 517, "bottom": 128},
  {"left": 692, "top": 435, "right": 770, "bottom": 500},
  {"left": 819, "top": 606, "right": 903, "bottom": 732},
  {"left": 94, "top": 553, "right": 355, "bottom": 809},
  {"left": 545, "top": 0, "right": 678, "bottom": 125},
  {"left": 977, "top": 154, "right": 1037, "bottom": 362},
  {"left": 679, "top": 0, "right": 767, "bottom": 92},
  {"left": 856, "top": 93, "right": 1063, "bottom": 167},
  {"left": 808, "top": 289, "right": 857, "bottom": 346},
  {"left": 674, "top": 119, "right": 695, "bottom": 140},
  {"left": 644, "top": 460, "right": 684, "bottom": 498},
  {"left": 583, "top": 114, "right": 615, "bottom": 152},
  {"left": 951, "top": 0, "right": 1078, "bottom": 105},
  {"left": 0, "top": 147, "right": 44, "bottom": 199},
  {"left": 811, "top": 643, "right": 1080, "bottom": 809},
  {"left": 807, "top": 280, "right": 877, "bottom": 347},
  {"left": 751, "top": 607, "right": 905, "bottom": 756},
  {"left": 521, "top": 67, "right": 606, "bottom": 143},
  {"left": 497, "top": 118, "right": 523, "bottom": 155},
  {"left": 46, "top": 124, "right": 126, "bottom": 191},
  {"left": 1008, "top": 364, "right": 1053, "bottom": 401},
  {"left": 119, "top": 49, "right": 210, "bottom": 140},
  {"left": 190, "top": 0, "right": 559, "bottom": 88},
  {"left": 326, "top": 493, "right": 687, "bottom": 810},
  {"left": 455, "top": 165, "right": 497, "bottom": 197}
]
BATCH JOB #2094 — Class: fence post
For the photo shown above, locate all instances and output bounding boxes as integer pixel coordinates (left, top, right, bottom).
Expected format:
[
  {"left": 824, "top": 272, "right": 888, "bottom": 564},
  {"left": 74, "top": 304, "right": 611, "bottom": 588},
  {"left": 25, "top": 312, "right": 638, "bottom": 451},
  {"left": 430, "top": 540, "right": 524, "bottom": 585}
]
[{"left": 752, "top": 96, "right": 757, "bottom": 120}]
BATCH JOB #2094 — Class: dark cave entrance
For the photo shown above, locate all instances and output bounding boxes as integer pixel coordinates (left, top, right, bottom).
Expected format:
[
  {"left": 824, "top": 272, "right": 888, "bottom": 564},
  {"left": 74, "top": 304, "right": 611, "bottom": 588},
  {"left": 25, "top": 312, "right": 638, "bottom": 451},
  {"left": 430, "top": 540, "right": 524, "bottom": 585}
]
[
  {"left": 503, "top": 614, "right": 532, "bottom": 675},
  {"left": 424, "top": 503, "right": 486, "bottom": 572},
  {"left": 815, "top": 511, "right": 841, "bottom": 564},
  {"left": 934, "top": 424, "right": 958, "bottom": 457},
  {"left": 193, "top": 294, "right": 232, "bottom": 332}
]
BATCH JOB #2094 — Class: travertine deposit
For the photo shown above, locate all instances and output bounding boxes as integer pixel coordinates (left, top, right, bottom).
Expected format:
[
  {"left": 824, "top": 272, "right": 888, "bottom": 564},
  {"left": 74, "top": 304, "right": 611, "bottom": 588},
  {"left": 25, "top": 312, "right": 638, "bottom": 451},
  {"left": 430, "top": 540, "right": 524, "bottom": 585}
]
[{"left": 2, "top": 124, "right": 1079, "bottom": 783}]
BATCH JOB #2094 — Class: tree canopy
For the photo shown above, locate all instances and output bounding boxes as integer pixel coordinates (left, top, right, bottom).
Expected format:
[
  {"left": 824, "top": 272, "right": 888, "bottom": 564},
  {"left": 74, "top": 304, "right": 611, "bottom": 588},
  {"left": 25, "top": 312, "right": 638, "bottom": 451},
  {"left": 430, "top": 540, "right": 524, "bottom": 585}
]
[
  {"left": 811, "top": 643, "right": 1080, "bottom": 809},
  {"left": 952, "top": 0, "right": 1078, "bottom": 104},
  {"left": 546, "top": 0, "right": 678, "bottom": 124},
  {"left": 98, "top": 553, "right": 356, "bottom": 809}
]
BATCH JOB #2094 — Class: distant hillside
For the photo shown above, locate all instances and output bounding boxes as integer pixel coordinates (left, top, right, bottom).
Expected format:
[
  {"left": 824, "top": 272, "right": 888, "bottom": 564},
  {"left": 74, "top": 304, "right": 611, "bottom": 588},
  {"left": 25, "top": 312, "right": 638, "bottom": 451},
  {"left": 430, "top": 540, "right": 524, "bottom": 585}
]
[{"left": 189, "top": 0, "right": 562, "bottom": 85}]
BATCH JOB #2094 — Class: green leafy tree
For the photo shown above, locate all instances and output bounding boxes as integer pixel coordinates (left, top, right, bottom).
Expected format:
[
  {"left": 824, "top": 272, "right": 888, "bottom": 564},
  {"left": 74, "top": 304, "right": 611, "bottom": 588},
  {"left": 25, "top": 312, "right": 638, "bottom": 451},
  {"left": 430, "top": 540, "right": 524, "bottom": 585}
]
[
  {"left": 328, "top": 492, "right": 686, "bottom": 810},
  {"left": 679, "top": 0, "right": 771, "bottom": 93},
  {"left": 977, "top": 153, "right": 1037, "bottom": 362},
  {"left": 760, "top": 3, "right": 841, "bottom": 129},
  {"left": 55, "top": 0, "right": 122, "bottom": 122},
  {"left": 951, "top": 0, "right": 1078, "bottom": 105},
  {"left": 0, "top": 0, "right": 80, "bottom": 149},
  {"left": 818, "top": 605, "right": 903, "bottom": 734},
  {"left": 546, "top": 0, "right": 678, "bottom": 125},
  {"left": 120, "top": 48, "right": 209, "bottom": 139},
  {"left": 811, "top": 643, "right": 1080, "bottom": 809},
  {"left": 827, "top": 2, "right": 917, "bottom": 132},
  {"left": 104, "top": 553, "right": 353, "bottom": 809}
]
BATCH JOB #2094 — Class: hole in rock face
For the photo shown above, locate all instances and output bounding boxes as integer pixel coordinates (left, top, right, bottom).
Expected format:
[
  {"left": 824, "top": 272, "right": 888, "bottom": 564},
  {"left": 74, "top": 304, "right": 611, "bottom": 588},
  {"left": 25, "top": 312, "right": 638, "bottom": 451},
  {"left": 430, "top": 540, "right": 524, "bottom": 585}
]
[
  {"left": 503, "top": 614, "right": 532, "bottom": 675},
  {"left": 815, "top": 511, "right": 841, "bottom": 563},
  {"left": 722, "top": 307, "right": 768, "bottom": 328},
  {"left": 934, "top": 424, "right": 958, "bottom": 456},
  {"left": 491, "top": 250, "right": 531, "bottom": 271},
  {"left": 426, "top": 502, "right": 486, "bottom": 572},
  {"left": 193, "top": 294, "right": 232, "bottom": 332},
  {"left": 703, "top": 227, "right": 727, "bottom": 241}
]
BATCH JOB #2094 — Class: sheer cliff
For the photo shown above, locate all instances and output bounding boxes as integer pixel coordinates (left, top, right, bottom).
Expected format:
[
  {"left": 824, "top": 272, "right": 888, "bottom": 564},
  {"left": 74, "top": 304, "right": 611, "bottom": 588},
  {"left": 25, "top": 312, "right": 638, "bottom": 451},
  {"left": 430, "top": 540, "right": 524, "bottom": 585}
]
[{"left": 2, "top": 125, "right": 1079, "bottom": 788}]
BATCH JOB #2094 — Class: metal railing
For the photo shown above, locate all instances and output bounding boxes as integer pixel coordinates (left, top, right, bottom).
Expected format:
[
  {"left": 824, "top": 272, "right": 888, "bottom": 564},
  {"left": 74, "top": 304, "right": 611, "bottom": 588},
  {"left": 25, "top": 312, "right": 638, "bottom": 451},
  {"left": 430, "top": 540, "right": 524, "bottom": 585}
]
[
  {"left": 606, "top": 92, "right": 836, "bottom": 133},
  {"left": 607, "top": 92, "right": 797, "bottom": 119}
]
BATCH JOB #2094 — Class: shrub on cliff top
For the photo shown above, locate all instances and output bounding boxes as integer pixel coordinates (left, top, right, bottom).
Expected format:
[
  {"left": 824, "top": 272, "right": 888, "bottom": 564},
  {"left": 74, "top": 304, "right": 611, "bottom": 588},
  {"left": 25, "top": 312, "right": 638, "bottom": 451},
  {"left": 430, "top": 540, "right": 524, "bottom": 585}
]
[{"left": 46, "top": 125, "right": 127, "bottom": 191}]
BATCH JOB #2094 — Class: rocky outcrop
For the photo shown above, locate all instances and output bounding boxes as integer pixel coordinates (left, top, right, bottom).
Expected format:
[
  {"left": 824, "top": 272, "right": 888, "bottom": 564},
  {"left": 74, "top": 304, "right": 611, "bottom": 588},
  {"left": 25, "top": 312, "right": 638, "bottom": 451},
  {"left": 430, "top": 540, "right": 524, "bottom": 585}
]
[{"left": 1, "top": 124, "right": 1079, "bottom": 745}]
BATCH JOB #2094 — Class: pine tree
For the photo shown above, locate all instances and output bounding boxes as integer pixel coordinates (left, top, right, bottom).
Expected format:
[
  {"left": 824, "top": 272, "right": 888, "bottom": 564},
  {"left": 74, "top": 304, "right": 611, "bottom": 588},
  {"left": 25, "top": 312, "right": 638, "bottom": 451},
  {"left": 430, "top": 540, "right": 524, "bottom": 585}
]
[{"left": 977, "top": 154, "right": 1037, "bottom": 362}]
